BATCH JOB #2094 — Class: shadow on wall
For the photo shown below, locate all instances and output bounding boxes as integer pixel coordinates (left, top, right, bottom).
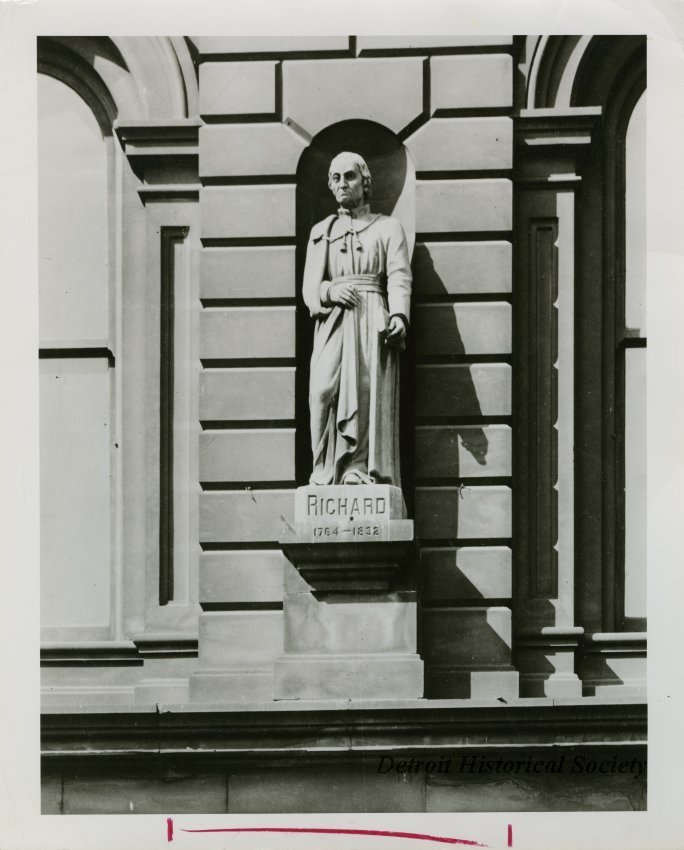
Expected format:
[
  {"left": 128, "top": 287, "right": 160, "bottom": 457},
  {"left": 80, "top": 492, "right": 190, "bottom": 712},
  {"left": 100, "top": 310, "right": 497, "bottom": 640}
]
[{"left": 411, "top": 245, "right": 490, "bottom": 478}]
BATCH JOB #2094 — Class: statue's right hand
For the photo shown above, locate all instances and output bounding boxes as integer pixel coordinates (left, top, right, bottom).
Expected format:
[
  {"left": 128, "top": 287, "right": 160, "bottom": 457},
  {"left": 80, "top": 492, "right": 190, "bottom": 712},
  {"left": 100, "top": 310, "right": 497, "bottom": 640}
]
[{"left": 328, "top": 283, "right": 360, "bottom": 309}]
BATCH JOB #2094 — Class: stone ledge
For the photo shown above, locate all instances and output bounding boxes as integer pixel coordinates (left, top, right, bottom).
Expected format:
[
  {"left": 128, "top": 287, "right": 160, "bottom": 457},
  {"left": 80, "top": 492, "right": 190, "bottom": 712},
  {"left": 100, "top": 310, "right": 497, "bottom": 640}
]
[
  {"left": 41, "top": 642, "right": 142, "bottom": 667},
  {"left": 41, "top": 637, "right": 200, "bottom": 666},
  {"left": 42, "top": 697, "right": 647, "bottom": 758}
]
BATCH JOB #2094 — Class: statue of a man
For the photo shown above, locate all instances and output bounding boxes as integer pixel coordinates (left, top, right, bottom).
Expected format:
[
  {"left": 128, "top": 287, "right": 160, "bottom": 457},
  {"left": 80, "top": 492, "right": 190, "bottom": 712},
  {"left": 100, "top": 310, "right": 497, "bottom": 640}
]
[{"left": 302, "top": 152, "right": 412, "bottom": 487}]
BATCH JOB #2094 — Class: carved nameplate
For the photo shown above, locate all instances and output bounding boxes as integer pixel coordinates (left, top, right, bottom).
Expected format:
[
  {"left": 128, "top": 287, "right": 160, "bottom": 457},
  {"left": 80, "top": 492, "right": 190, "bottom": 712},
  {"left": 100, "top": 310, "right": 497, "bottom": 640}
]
[
  {"left": 280, "top": 486, "right": 415, "bottom": 590},
  {"left": 294, "top": 484, "right": 407, "bottom": 524},
  {"left": 282, "top": 485, "right": 413, "bottom": 548}
]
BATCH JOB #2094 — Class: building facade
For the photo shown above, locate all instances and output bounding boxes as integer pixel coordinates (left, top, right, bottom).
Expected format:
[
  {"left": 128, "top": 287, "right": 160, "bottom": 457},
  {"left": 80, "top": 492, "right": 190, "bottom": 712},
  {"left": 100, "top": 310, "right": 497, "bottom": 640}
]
[{"left": 39, "top": 35, "right": 647, "bottom": 813}]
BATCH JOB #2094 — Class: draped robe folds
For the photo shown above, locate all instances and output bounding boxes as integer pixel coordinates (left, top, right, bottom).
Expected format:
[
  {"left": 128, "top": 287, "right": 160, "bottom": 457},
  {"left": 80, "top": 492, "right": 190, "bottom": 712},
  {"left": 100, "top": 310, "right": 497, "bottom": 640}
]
[{"left": 303, "top": 205, "right": 412, "bottom": 486}]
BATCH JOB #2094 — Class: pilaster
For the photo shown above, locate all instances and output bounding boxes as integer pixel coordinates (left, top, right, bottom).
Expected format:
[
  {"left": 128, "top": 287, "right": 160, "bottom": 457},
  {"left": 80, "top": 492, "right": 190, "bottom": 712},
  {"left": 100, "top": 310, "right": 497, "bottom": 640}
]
[{"left": 513, "top": 108, "right": 601, "bottom": 697}]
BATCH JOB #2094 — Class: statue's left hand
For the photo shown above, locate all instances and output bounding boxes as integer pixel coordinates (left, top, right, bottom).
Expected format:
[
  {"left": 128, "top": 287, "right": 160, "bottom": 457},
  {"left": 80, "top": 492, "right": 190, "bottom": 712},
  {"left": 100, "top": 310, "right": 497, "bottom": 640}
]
[{"left": 385, "top": 315, "right": 407, "bottom": 346}]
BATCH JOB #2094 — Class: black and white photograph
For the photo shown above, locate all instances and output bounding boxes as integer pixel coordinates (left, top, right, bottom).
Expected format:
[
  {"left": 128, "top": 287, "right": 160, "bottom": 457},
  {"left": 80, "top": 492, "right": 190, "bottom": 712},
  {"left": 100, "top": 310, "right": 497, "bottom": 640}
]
[{"left": 1, "top": 2, "right": 683, "bottom": 849}]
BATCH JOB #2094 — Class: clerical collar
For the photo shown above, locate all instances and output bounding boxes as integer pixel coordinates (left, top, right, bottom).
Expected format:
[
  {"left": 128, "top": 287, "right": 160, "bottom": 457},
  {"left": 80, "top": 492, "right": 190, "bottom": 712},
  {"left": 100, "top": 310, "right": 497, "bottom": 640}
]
[{"left": 338, "top": 203, "right": 371, "bottom": 220}]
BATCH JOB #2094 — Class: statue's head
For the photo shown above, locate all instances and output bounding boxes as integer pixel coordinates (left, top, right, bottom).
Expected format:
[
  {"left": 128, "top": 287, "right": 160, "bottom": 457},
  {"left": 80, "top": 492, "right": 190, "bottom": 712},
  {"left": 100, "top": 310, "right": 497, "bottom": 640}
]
[{"left": 328, "top": 151, "right": 372, "bottom": 208}]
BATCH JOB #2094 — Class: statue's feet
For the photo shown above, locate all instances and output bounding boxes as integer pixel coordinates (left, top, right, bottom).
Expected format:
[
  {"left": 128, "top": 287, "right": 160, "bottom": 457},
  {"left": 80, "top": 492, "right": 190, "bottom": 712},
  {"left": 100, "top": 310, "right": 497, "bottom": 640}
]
[{"left": 341, "top": 469, "right": 373, "bottom": 485}]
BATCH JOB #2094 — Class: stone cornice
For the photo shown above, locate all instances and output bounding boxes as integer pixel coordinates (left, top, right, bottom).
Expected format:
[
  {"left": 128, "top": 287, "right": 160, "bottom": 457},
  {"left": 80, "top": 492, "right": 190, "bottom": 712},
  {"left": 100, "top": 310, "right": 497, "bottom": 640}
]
[
  {"left": 137, "top": 184, "right": 200, "bottom": 204},
  {"left": 115, "top": 119, "right": 202, "bottom": 191},
  {"left": 41, "top": 641, "right": 142, "bottom": 667},
  {"left": 41, "top": 635, "right": 199, "bottom": 666},
  {"left": 582, "top": 632, "right": 647, "bottom": 655},
  {"left": 515, "top": 107, "right": 602, "bottom": 151},
  {"left": 42, "top": 697, "right": 646, "bottom": 760},
  {"left": 131, "top": 633, "right": 199, "bottom": 659},
  {"left": 115, "top": 119, "right": 202, "bottom": 151},
  {"left": 515, "top": 626, "right": 585, "bottom": 649}
]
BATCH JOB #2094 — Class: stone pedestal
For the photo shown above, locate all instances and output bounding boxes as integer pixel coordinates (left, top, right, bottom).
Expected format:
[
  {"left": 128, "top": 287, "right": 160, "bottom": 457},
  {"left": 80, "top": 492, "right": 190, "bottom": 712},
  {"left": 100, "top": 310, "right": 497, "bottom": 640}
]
[{"left": 275, "top": 485, "right": 424, "bottom": 700}]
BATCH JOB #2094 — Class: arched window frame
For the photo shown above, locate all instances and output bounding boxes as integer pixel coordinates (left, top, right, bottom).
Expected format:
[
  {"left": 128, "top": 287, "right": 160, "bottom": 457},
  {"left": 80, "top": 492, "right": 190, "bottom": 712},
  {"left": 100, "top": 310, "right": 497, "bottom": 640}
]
[
  {"left": 37, "top": 36, "right": 202, "bottom": 667},
  {"left": 571, "top": 36, "right": 647, "bottom": 635},
  {"left": 597, "top": 56, "right": 647, "bottom": 632},
  {"left": 37, "top": 45, "right": 122, "bottom": 643}
]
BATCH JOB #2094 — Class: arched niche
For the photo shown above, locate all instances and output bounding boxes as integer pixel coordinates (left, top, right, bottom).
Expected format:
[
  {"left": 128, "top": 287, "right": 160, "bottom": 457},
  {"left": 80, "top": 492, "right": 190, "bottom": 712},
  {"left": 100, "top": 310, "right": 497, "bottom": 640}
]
[
  {"left": 294, "top": 120, "right": 417, "bottom": 501},
  {"left": 296, "top": 120, "right": 416, "bottom": 253}
]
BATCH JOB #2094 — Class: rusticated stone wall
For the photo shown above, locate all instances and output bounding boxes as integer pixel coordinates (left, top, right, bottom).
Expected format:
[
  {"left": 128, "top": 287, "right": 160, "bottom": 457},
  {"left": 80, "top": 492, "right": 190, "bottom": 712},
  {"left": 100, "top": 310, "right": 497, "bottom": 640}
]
[{"left": 193, "top": 36, "right": 515, "bottom": 700}]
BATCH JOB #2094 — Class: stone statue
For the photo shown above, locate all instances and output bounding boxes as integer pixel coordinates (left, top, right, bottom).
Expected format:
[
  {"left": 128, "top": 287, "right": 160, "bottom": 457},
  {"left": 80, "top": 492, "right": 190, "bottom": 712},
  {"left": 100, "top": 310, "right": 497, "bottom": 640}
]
[{"left": 302, "top": 152, "right": 412, "bottom": 487}]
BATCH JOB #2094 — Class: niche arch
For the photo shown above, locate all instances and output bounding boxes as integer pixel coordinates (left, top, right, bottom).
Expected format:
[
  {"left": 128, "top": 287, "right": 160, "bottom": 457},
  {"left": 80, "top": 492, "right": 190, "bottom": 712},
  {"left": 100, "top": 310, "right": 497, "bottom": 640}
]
[{"left": 294, "top": 120, "right": 417, "bottom": 506}]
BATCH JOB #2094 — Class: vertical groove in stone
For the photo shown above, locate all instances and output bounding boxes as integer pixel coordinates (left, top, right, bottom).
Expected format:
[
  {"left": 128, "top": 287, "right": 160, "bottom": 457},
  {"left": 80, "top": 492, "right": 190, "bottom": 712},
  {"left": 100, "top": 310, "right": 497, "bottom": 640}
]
[{"left": 159, "top": 226, "right": 189, "bottom": 605}]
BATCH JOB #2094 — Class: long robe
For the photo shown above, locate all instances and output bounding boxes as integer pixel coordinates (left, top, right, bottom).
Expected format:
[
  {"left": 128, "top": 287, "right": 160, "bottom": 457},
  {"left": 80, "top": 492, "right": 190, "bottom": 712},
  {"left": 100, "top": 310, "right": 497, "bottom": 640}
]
[{"left": 302, "top": 205, "right": 412, "bottom": 486}]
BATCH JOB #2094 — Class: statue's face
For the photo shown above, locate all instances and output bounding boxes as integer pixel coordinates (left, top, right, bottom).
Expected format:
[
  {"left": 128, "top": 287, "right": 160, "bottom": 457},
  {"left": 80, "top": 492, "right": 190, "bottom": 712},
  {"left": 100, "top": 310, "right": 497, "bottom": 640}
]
[{"left": 328, "top": 155, "right": 365, "bottom": 209}]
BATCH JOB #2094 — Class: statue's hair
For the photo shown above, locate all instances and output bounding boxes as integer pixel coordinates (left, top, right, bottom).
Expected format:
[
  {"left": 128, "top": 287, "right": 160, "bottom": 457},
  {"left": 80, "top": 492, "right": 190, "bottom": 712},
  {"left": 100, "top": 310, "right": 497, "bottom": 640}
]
[{"left": 328, "top": 151, "right": 372, "bottom": 201}]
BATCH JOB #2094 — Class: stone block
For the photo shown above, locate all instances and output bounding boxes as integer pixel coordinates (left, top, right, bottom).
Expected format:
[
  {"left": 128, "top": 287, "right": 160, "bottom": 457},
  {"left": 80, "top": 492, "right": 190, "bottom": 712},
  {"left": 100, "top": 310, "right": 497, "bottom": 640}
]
[
  {"left": 283, "top": 58, "right": 423, "bottom": 136},
  {"left": 200, "top": 367, "right": 295, "bottom": 421},
  {"left": 425, "top": 769, "right": 644, "bottom": 812},
  {"left": 431, "top": 55, "right": 513, "bottom": 110},
  {"left": 200, "top": 307, "right": 295, "bottom": 360},
  {"left": 200, "top": 489, "right": 294, "bottom": 543},
  {"left": 134, "top": 679, "right": 189, "bottom": 705},
  {"left": 421, "top": 546, "right": 512, "bottom": 599},
  {"left": 414, "top": 302, "right": 511, "bottom": 356},
  {"left": 425, "top": 667, "right": 519, "bottom": 699},
  {"left": 282, "top": 486, "right": 415, "bottom": 592},
  {"left": 189, "top": 671, "right": 275, "bottom": 703},
  {"left": 40, "top": 359, "right": 111, "bottom": 631},
  {"left": 197, "top": 37, "right": 350, "bottom": 54},
  {"left": 415, "top": 425, "right": 512, "bottom": 478},
  {"left": 422, "top": 606, "right": 512, "bottom": 666},
  {"left": 358, "top": 36, "right": 513, "bottom": 52},
  {"left": 41, "top": 773, "right": 63, "bottom": 814},
  {"left": 41, "top": 687, "right": 134, "bottom": 708},
  {"left": 200, "top": 185, "right": 295, "bottom": 239},
  {"left": 283, "top": 558, "right": 310, "bottom": 595},
  {"left": 415, "top": 364, "right": 512, "bottom": 417},
  {"left": 416, "top": 179, "right": 512, "bottom": 232},
  {"left": 415, "top": 485, "right": 512, "bottom": 539},
  {"left": 200, "top": 246, "right": 296, "bottom": 300},
  {"left": 200, "top": 124, "right": 307, "bottom": 178},
  {"left": 228, "top": 764, "right": 425, "bottom": 813},
  {"left": 200, "top": 551, "right": 285, "bottom": 605},
  {"left": 517, "top": 646, "right": 583, "bottom": 699},
  {"left": 197, "top": 610, "right": 283, "bottom": 669},
  {"left": 470, "top": 669, "right": 518, "bottom": 698},
  {"left": 40, "top": 665, "right": 142, "bottom": 688},
  {"left": 412, "top": 241, "right": 511, "bottom": 295},
  {"left": 581, "top": 654, "right": 647, "bottom": 695},
  {"left": 199, "top": 61, "right": 276, "bottom": 116},
  {"left": 283, "top": 592, "right": 418, "bottom": 655},
  {"left": 200, "top": 429, "right": 295, "bottom": 482},
  {"left": 274, "top": 653, "right": 423, "bottom": 700},
  {"left": 62, "top": 772, "right": 227, "bottom": 814},
  {"left": 405, "top": 117, "right": 513, "bottom": 171}
]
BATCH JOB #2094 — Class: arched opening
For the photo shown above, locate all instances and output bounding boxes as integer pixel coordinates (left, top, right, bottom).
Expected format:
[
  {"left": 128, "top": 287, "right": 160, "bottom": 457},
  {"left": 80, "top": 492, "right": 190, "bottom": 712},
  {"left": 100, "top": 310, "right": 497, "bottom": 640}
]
[
  {"left": 38, "top": 72, "right": 114, "bottom": 635},
  {"left": 620, "top": 89, "right": 647, "bottom": 628},
  {"left": 294, "top": 120, "right": 416, "bottom": 510},
  {"left": 569, "top": 35, "right": 647, "bottom": 637}
]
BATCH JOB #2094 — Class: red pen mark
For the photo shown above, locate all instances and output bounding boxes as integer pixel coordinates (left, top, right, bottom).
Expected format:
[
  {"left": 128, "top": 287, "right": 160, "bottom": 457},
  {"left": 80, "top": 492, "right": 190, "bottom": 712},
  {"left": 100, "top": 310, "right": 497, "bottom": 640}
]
[
  {"left": 179, "top": 827, "right": 488, "bottom": 846},
  {"left": 507, "top": 824, "right": 513, "bottom": 847},
  {"left": 167, "top": 817, "right": 174, "bottom": 842}
]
